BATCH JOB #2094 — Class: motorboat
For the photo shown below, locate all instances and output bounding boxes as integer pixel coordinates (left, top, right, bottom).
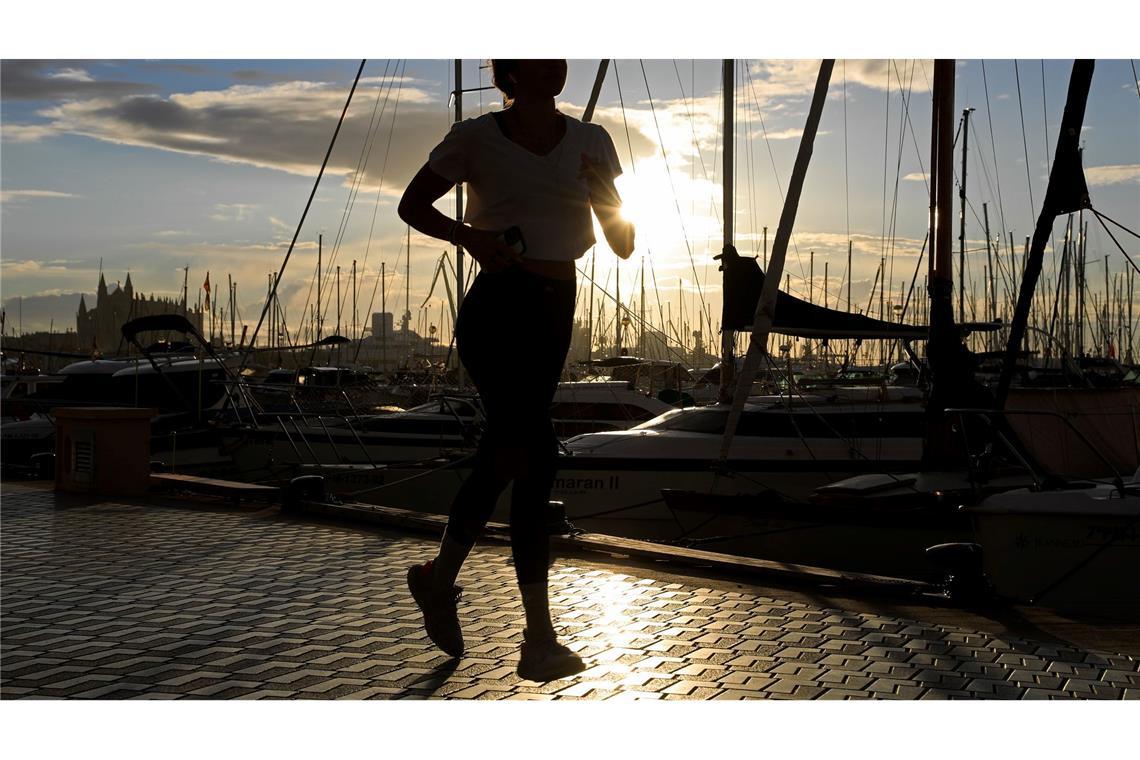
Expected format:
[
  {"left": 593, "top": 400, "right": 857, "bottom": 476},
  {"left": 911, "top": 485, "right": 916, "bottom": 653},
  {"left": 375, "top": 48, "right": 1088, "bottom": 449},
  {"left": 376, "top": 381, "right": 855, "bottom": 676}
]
[
  {"left": 222, "top": 380, "right": 675, "bottom": 475},
  {"left": 964, "top": 478, "right": 1140, "bottom": 611}
]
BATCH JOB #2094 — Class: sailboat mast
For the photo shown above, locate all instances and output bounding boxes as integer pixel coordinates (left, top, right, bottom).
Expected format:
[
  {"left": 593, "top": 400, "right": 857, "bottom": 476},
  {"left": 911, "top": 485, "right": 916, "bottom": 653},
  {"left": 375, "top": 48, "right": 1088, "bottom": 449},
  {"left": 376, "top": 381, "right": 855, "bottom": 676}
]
[
  {"left": 229, "top": 274, "right": 235, "bottom": 346},
  {"left": 718, "top": 60, "right": 834, "bottom": 458},
  {"left": 406, "top": 225, "right": 411, "bottom": 336},
  {"left": 718, "top": 59, "right": 735, "bottom": 403},
  {"left": 267, "top": 275, "right": 273, "bottom": 349},
  {"left": 640, "top": 258, "right": 646, "bottom": 357},
  {"left": 930, "top": 61, "right": 956, "bottom": 317},
  {"left": 454, "top": 59, "right": 466, "bottom": 382},
  {"left": 958, "top": 108, "right": 974, "bottom": 324},
  {"left": 615, "top": 264, "right": 622, "bottom": 354},
  {"left": 317, "top": 233, "right": 323, "bottom": 342},
  {"left": 995, "top": 60, "right": 1095, "bottom": 405},
  {"left": 381, "top": 261, "right": 387, "bottom": 371},
  {"left": 588, "top": 250, "right": 595, "bottom": 362},
  {"left": 847, "top": 241, "right": 853, "bottom": 312}
]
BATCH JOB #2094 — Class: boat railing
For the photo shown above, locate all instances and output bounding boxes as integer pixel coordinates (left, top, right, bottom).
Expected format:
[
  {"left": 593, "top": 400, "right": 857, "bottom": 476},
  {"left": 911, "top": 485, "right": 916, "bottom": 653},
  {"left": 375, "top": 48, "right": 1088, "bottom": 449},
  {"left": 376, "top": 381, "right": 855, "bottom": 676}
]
[{"left": 945, "top": 407, "right": 1128, "bottom": 496}]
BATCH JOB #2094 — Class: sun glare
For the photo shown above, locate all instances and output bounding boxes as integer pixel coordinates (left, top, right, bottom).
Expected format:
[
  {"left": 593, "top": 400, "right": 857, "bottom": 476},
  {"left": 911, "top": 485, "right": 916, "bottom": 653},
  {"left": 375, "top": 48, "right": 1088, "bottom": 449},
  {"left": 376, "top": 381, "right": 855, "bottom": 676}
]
[{"left": 614, "top": 168, "right": 675, "bottom": 234}]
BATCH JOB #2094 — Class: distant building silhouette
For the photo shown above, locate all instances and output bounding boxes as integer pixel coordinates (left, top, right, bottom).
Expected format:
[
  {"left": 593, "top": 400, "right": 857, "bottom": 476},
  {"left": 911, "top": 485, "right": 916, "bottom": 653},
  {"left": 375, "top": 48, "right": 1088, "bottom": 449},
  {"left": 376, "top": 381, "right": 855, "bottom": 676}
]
[{"left": 76, "top": 272, "right": 204, "bottom": 351}]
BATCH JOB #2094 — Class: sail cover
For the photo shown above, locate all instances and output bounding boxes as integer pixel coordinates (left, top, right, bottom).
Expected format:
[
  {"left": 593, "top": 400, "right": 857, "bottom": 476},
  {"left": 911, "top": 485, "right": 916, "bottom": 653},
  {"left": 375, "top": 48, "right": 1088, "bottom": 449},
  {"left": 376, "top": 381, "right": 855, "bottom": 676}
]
[{"left": 718, "top": 246, "right": 997, "bottom": 340}]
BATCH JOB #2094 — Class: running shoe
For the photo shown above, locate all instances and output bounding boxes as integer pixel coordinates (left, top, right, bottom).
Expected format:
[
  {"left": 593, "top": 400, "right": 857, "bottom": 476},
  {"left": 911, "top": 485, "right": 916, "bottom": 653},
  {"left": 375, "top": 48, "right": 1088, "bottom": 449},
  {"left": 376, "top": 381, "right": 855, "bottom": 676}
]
[
  {"left": 516, "top": 629, "right": 585, "bottom": 682},
  {"left": 406, "top": 562, "right": 464, "bottom": 658}
]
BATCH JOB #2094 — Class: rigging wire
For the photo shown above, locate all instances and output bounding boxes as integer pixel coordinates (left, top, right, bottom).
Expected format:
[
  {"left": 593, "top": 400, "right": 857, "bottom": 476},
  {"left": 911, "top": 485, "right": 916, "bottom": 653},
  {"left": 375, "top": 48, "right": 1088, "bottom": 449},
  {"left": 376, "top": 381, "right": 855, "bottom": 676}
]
[
  {"left": 290, "top": 61, "right": 400, "bottom": 345},
  {"left": 353, "top": 60, "right": 406, "bottom": 304},
  {"left": 327, "top": 62, "right": 394, "bottom": 274},
  {"left": 1013, "top": 60, "right": 1038, "bottom": 221},
  {"left": 837, "top": 59, "right": 851, "bottom": 311},
  {"left": 885, "top": 60, "right": 917, "bottom": 321},
  {"left": 742, "top": 61, "right": 760, "bottom": 260},
  {"left": 638, "top": 60, "right": 712, "bottom": 333},
  {"left": 670, "top": 59, "right": 719, "bottom": 226},
  {"left": 843, "top": 59, "right": 851, "bottom": 247},
  {"left": 1041, "top": 60, "right": 1053, "bottom": 177},
  {"left": 740, "top": 63, "right": 807, "bottom": 284},
  {"left": 880, "top": 60, "right": 891, "bottom": 272},
  {"left": 239, "top": 59, "right": 366, "bottom": 369},
  {"left": 325, "top": 62, "right": 407, "bottom": 332},
  {"left": 353, "top": 60, "right": 409, "bottom": 358},
  {"left": 1091, "top": 209, "right": 1140, "bottom": 276},
  {"left": 980, "top": 61, "right": 1010, "bottom": 259},
  {"left": 576, "top": 260, "right": 694, "bottom": 367}
]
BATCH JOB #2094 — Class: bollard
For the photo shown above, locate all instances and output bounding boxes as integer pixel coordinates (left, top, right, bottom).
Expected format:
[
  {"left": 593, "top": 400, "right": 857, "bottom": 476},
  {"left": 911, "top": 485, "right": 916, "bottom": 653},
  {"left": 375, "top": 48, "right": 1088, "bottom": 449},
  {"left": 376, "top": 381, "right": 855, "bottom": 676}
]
[
  {"left": 29, "top": 451, "right": 55, "bottom": 481},
  {"left": 546, "top": 500, "right": 578, "bottom": 536},
  {"left": 925, "top": 542, "right": 990, "bottom": 602},
  {"left": 284, "top": 475, "right": 326, "bottom": 514}
]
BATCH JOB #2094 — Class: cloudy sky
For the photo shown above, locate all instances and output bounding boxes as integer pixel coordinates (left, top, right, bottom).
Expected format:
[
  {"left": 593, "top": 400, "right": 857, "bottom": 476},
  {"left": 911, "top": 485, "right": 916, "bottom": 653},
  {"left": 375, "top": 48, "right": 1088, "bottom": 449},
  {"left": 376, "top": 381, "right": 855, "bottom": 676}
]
[{"left": 2, "top": 56, "right": 1138, "bottom": 348}]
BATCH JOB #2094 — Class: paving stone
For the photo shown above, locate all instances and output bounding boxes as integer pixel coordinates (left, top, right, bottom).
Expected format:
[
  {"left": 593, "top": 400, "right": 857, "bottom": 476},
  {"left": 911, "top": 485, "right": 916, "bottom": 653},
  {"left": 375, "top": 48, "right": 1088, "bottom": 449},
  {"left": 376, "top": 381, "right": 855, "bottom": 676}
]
[{"left": 1, "top": 483, "right": 1135, "bottom": 702}]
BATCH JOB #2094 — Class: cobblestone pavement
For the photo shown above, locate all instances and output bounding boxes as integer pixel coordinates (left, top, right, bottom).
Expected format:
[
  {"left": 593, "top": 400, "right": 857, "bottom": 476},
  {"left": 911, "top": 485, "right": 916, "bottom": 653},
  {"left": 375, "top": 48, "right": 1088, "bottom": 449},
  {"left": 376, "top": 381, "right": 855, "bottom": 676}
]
[{"left": 2, "top": 483, "right": 1137, "bottom": 700}]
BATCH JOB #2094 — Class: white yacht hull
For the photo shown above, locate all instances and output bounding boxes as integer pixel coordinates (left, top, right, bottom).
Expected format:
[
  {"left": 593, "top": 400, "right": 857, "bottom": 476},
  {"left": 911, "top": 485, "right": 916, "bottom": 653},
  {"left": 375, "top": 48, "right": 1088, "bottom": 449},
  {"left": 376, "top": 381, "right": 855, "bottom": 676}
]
[{"left": 968, "top": 486, "right": 1140, "bottom": 610}]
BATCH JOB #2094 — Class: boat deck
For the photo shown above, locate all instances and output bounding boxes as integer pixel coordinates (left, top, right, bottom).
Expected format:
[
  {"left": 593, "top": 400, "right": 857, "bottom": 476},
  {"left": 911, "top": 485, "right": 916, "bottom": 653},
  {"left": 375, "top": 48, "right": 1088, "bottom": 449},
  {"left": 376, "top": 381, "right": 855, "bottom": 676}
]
[{"left": 1, "top": 481, "right": 1136, "bottom": 700}]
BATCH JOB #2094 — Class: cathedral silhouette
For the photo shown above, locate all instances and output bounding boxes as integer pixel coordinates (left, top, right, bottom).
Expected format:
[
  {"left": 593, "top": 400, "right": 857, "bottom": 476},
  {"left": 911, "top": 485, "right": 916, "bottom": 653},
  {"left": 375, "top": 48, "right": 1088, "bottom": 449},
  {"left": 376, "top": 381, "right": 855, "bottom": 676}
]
[{"left": 76, "top": 273, "right": 205, "bottom": 351}]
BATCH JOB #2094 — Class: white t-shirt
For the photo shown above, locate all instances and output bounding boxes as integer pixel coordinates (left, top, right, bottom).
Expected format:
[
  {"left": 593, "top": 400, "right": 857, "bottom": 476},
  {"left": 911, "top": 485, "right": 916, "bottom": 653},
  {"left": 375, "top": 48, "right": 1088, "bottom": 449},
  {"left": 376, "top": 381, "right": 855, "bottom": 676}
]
[{"left": 428, "top": 112, "right": 623, "bottom": 262}]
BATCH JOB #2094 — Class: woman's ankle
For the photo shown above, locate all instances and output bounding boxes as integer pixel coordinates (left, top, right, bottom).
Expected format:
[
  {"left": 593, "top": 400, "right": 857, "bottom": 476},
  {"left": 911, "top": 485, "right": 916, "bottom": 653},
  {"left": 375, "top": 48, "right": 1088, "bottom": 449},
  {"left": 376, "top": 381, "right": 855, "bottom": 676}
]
[{"left": 519, "top": 581, "right": 556, "bottom": 640}]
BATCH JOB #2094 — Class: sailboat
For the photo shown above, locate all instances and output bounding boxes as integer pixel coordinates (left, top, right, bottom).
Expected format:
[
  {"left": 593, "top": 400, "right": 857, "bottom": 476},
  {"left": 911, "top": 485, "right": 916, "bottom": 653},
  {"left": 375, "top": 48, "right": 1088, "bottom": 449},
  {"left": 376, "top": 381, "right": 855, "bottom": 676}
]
[
  {"left": 934, "top": 60, "right": 1140, "bottom": 612},
  {"left": 321, "top": 60, "right": 988, "bottom": 580}
]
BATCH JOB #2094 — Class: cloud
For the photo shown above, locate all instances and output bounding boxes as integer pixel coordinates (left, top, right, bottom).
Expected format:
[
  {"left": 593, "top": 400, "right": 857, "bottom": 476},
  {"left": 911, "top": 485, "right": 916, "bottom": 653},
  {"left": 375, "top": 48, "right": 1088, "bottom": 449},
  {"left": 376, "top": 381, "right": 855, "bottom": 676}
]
[
  {"left": 1086, "top": 164, "right": 1140, "bottom": 187},
  {"left": 209, "top": 203, "right": 258, "bottom": 222},
  {"left": 0, "top": 189, "right": 81, "bottom": 203},
  {"left": 1, "top": 123, "right": 58, "bottom": 142},
  {"left": 752, "top": 127, "right": 820, "bottom": 141},
  {"left": 0, "top": 60, "right": 156, "bottom": 101},
  {"left": 48, "top": 67, "right": 94, "bottom": 83},
  {"left": 903, "top": 172, "right": 929, "bottom": 182},
  {"left": 748, "top": 60, "right": 933, "bottom": 100},
  {"left": 32, "top": 77, "right": 449, "bottom": 191},
  {"left": 0, "top": 258, "right": 79, "bottom": 275}
]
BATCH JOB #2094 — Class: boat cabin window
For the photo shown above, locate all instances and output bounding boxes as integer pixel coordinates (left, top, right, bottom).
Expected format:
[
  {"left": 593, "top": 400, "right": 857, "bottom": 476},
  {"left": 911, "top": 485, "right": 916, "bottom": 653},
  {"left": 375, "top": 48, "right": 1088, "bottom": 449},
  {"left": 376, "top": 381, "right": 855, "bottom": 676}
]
[
  {"left": 408, "top": 398, "right": 479, "bottom": 417},
  {"left": 548, "top": 401, "right": 658, "bottom": 422},
  {"left": 634, "top": 407, "right": 926, "bottom": 438}
]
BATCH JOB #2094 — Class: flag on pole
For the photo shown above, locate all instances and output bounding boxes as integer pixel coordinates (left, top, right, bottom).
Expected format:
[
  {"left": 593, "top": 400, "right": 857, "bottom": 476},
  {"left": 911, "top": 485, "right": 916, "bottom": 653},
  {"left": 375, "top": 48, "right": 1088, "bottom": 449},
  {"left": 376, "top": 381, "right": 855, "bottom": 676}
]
[{"left": 203, "top": 272, "right": 211, "bottom": 310}]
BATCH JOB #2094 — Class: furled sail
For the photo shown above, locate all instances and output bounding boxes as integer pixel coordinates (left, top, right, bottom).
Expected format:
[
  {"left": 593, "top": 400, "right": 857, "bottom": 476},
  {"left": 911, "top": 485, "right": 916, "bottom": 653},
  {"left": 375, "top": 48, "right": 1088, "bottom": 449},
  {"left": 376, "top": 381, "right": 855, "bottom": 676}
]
[{"left": 717, "top": 246, "right": 997, "bottom": 340}]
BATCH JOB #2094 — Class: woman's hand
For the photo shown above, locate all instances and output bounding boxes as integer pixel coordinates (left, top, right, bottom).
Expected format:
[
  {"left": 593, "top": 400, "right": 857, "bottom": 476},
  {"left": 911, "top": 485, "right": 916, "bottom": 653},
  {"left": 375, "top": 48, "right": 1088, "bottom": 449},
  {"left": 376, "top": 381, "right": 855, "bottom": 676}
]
[{"left": 456, "top": 226, "right": 522, "bottom": 273}]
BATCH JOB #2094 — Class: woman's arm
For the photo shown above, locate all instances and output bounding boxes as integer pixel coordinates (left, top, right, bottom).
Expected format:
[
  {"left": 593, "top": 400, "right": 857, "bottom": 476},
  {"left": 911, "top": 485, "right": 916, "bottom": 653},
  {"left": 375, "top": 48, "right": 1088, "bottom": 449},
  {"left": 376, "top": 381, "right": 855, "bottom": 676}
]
[
  {"left": 397, "top": 163, "right": 465, "bottom": 242},
  {"left": 580, "top": 154, "right": 635, "bottom": 260},
  {"left": 398, "top": 163, "right": 519, "bottom": 271}
]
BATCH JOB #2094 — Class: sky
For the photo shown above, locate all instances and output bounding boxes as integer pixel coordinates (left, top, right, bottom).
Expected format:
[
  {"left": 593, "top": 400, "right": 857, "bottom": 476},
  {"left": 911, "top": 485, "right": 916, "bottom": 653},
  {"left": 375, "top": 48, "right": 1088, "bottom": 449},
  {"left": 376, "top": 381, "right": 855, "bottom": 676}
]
[
  {"left": 3, "top": 3, "right": 1140, "bottom": 751},
  {"left": 2, "top": 56, "right": 1138, "bottom": 348}
]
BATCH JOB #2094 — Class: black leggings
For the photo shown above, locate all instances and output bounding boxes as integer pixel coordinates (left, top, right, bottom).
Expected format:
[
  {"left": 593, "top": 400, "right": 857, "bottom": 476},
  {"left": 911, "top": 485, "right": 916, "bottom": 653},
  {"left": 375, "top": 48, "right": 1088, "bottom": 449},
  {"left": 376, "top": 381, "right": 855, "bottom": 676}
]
[{"left": 445, "top": 266, "right": 577, "bottom": 585}]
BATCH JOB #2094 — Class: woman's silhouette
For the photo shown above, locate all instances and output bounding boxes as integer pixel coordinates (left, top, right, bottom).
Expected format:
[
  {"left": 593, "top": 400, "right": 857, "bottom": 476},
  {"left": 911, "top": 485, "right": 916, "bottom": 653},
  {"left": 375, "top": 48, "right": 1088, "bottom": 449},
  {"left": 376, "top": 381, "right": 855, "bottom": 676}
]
[{"left": 398, "top": 59, "right": 634, "bottom": 681}]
